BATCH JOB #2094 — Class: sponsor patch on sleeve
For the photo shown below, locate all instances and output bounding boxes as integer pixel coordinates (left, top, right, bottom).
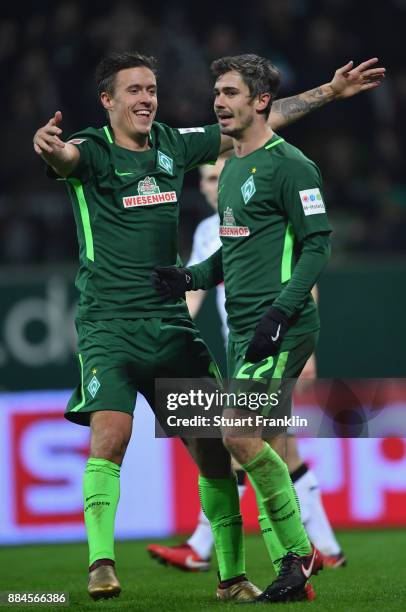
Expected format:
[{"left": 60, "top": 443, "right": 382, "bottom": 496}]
[
  {"left": 299, "top": 188, "right": 326, "bottom": 216},
  {"left": 67, "top": 138, "right": 87, "bottom": 145},
  {"left": 178, "top": 127, "right": 205, "bottom": 134}
]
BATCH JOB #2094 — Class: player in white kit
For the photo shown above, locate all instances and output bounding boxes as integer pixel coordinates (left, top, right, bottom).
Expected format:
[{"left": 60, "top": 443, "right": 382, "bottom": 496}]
[{"left": 187, "top": 208, "right": 227, "bottom": 341}]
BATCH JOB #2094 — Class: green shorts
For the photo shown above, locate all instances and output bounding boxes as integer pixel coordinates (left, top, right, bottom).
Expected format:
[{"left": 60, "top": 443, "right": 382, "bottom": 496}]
[
  {"left": 66, "top": 317, "right": 219, "bottom": 426},
  {"left": 226, "top": 332, "right": 318, "bottom": 418}
]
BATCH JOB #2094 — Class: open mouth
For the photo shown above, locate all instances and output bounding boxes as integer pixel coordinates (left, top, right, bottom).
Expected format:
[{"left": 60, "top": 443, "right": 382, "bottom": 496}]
[
  {"left": 216, "top": 112, "right": 233, "bottom": 125},
  {"left": 134, "top": 109, "right": 152, "bottom": 120}
]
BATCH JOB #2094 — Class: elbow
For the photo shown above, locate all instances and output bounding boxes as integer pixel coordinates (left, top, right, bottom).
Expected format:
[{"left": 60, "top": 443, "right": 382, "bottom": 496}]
[
  {"left": 302, "top": 232, "right": 331, "bottom": 270},
  {"left": 304, "top": 231, "right": 331, "bottom": 252},
  {"left": 316, "top": 239, "right": 331, "bottom": 271},
  {"left": 320, "top": 239, "right": 331, "bottom": 263}
]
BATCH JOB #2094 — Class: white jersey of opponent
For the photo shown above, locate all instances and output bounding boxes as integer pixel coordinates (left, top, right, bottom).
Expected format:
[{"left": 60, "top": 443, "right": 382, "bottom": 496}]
[{"left": 188, "top": 213, "right": 228, "bottom": 343}]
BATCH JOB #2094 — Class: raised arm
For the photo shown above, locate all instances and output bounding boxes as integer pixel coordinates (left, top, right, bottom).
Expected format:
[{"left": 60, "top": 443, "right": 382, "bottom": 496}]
[
  {"left": 33, "top": 111, "right": 80, "bottom": 177},
  {"left": 219, "top": 58, "right": 385, "bottom": 153},
  {"left": 269, "top": 58, "right": 385, "bottom": 130}
]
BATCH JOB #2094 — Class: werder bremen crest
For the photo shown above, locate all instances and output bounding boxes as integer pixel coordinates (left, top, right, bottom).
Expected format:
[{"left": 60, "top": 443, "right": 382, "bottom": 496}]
[
  {"left": 88, "top": 375, "right": 100, "bottom": 398},
  {"left": 138, "top": 176, "right": 160, "bottom": 195},
  {"left": 158, "top": 150, "right": 174, "bottom": 175},
  {"left": 241, "top": 175, "right": 256, "bottom": 204}
]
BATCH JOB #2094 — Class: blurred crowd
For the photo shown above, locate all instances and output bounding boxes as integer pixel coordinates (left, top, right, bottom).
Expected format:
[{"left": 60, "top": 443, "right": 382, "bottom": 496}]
[{"left": 1, "top": 0, "right": 405, "bottom": 264}]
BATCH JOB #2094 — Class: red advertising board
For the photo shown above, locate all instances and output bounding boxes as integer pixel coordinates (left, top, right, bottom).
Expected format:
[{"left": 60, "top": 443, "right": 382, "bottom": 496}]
[
  {"left": 1, "top": 390, "right": 406, "bottom": 545},
  {"left": 11, "top": 411, "right": 88, "bottom": 526},
  {"left": 171, "top": 437, "right": 406, "bottom": 532}
]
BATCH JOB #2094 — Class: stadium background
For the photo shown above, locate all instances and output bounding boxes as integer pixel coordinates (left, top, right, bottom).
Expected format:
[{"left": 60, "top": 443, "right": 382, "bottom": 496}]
[{"left": 1, "top": 0, "right": 406, "bottom": 547}]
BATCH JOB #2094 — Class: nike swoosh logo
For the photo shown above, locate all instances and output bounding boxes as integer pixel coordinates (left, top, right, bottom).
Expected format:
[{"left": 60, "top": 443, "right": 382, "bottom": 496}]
[
  {"left": 85, "top": 494, "right": 107, "bottom": 502},
  {"left": 271, "top": 324, "right": 281, "bottom": 342},
  {"left": 301, "top": 548, "right": 316, "bottom": 579},
  {"left": 270, "top": 500, "right": 290, "bottom": 514},
  {"left": 115, "top": 169, "right": 135, "bottom": 176},
  {"left": 185, "top": 555, "right": 209, "bottom": 569}
]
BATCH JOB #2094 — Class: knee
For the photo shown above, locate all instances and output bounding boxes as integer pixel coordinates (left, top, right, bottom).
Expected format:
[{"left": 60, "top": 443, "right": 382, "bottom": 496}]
[
  {"left": 90, "top": 424, "right": 131, "bottom": 465},
  {"left": 223, "top": 435, "right": 263, "bottom": 466},
  {"left": 222, "top": 435, "right": 246, "bottom": 463},
  {"left": 90, "top": 432, "right": 129, "bottom": 464},
  {"left": 190, "top": 438, "right": 232, "bottom": 478}
]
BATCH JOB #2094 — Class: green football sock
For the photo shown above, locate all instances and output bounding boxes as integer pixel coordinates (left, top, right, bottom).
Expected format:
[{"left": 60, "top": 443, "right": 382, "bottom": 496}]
[
  {"left": 83, "top": 458, "right": 120, "bottom": 566},
  {"left": 199, "top": 475, "right": 245, "bottom": 581},
  {"left": 243, "top": 443, "right": 311, "bottom": 557},
  {"left": 257, "top": 497, "right": 286, "bottom": 574}
]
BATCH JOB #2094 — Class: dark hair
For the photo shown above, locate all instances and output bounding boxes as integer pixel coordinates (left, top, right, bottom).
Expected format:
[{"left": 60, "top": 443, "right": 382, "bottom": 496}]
[
  {"left": 95, "top": 51, "right": 158, "bottom": 97},
  {"left": 211, "top": 54, "right": 281, "bottom": 119}
]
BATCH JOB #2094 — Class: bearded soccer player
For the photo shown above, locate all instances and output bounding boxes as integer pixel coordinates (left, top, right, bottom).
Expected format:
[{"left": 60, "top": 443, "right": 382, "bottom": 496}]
[
  {"left": 152, "top": 54, "right": 350, "bottom": 602},
  {"left": 33, "top": 51, "right": 384, "bottom": 602},
  {"left": 148, "top": 159, "right": 346, "bottom": 574}
]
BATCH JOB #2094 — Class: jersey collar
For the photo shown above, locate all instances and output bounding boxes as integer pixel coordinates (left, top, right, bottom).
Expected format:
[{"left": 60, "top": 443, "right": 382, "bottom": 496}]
[
  {"left": 102, "top": 124, "right": 174, "bottom": 176},
  {"left": 102, "top": 124, "right": 154, "bottom": 148},
  {"left": 264, "top": 134, "right": 285, "bottom": 150}
]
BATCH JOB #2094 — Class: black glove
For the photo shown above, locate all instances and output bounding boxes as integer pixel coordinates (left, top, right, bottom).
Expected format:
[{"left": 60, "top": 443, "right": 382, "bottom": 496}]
[
  {"left": 151, "top": 266, "right": 194, "bottom": 300},
  {"left": 245, "top": 307, "right": 290, "bottom": 363}
]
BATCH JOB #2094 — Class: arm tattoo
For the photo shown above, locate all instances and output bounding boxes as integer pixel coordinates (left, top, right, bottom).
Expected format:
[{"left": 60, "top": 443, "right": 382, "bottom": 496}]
[{"left": 273, "top": 86, "right": 330, "bottom": 121}]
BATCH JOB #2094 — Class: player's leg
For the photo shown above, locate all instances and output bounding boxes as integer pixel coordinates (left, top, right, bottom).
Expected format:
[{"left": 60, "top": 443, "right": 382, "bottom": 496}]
[
  {"left": 182, "top": 436, "right": 261, "bottom": 601},
  {"left": 177, "top": 330, "right": 248, "bottom": 594},
  {"left": 147, "top": 464, "right": 246, "bottom": 572},
  {"left": 225, "top": 340, "right": 303, "bottom": 574},
  {"left": 246, "top": 432, "right": 291, "bottom": 575},
  {"left": 286, "top": 436, "right": 346, "bottom": 567},
  {"left": 145, "top": 317, "right": 260, "bottom": 601},
  {"left": 223, "top": 334, "right": 322, "bottom": 603},
  {"left": 185, "top": 512, "right": 215, "bottom": 568},
  {"left": 179, "top": 432, "right": 245, "bottom": 586},
  {"left": 65, "top": 320, "right": 138, "bottom": 600},
  {"left": 222, "top": 433, "right": 312, "bottom": 560},
  {"left": 85, "top": 411, "right": 132, "bottom": 572},
  {"left": 186, "top": 465, "right": 246, "bottom": 565}
]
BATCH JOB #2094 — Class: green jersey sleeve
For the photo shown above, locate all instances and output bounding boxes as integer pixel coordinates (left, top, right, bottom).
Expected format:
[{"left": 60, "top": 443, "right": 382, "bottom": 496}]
[
  {"left": 188, "top": 247, "right": 223, "bottom": 289},
  {"left": 273, "top": 232, "right": 331, "bottom": 317},
  {"left": 64, "top": 129, "right": 109, "bottom": 182},
  {"left": 46, "top": 129, "right": 107, "bottom": 181},
  {"left": 176, "top": 124, "right": 221, "bottom": 172},
  {"left": 278, "top": 157, "right": 331, "bottom": 241}
]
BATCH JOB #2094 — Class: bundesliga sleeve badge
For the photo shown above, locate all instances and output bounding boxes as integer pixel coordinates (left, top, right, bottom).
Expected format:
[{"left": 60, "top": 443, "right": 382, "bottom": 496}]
[{"left": 299, "top": 188, "right": 326, "bottom": 216}]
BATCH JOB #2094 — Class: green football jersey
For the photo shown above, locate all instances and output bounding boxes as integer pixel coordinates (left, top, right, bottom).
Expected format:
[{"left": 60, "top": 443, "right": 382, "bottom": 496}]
[
  {"left": 55, "top": 122, "right": 220, "bottom": 320},
  {"left": 217, "top": 134, "right": 331, "bottom": 341}
]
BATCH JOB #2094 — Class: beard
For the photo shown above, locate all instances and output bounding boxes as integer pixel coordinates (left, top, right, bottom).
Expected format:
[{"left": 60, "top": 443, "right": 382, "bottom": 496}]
[
  {"left": 218, "top": 112, "right": 253, "bottom": 139},
  {"left": 219, "top": 124, "right": 243, "bottom": 139}
]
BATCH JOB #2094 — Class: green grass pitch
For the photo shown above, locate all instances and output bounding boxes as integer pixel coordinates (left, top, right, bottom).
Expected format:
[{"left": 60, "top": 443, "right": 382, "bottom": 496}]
[{"left": 1, "top": 530, "right": 405, "bottom": 611}]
